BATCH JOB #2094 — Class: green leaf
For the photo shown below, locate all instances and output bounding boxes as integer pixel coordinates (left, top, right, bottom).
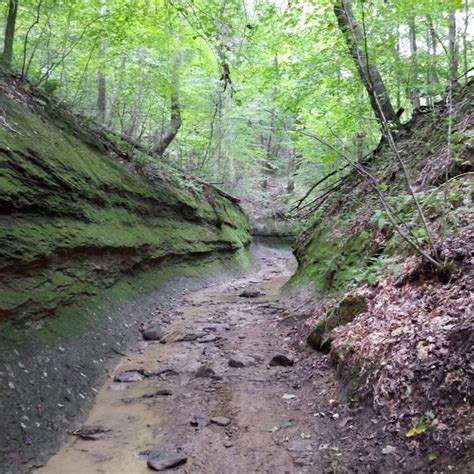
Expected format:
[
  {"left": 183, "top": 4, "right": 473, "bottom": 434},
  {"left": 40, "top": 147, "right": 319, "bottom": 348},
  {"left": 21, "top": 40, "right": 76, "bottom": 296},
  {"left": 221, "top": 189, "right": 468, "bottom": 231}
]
[
  {"left": 406, "top": 422, "right": 428, "bottom": 437},
  {"left": 424, "top": 410, "right": 435, "bottom": 420}
]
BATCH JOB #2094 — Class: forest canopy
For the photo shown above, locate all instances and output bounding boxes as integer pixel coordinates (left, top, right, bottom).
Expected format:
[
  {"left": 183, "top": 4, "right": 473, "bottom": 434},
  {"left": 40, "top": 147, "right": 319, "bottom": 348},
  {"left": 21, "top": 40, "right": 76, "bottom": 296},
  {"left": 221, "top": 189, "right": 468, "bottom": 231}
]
[{"left": 1, "top": 0, "right": 472, "bottom": 203}]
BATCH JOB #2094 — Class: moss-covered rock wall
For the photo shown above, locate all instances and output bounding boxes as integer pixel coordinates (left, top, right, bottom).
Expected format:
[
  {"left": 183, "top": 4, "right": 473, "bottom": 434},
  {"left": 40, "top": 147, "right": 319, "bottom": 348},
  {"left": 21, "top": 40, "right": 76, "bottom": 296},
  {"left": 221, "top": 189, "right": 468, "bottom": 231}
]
[{"left": 0, "top": 78, "right": 251, "bottom": 323}]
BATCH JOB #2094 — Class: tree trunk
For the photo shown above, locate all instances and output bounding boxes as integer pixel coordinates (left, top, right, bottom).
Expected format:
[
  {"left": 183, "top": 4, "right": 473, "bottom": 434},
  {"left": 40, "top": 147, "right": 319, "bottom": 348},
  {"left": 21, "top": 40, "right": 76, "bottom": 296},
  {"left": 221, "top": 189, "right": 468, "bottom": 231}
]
[
  {"left": 395, "top": 26, "right": 401, "bottom": 110},
  {"left": 152, "top": 57, "right": 182, "bottom": 157},
  {"left": 262, "top": 111, "right": 274, "bottom": 191},
  {"left": 286, "top": 148, "right": 296, "bottom": 194},
  {"left": 152, "top": 90, "right": 182, "bottom": 156},
  {"left": 427, "top": 17, "right": 440, "bottom": 92},
  {"left": 448, "top": 12, "right": 458, "bottom": 87},
  {"left": 408, "top": 18, "right": 420, "bottom": 109},
  {"left": 107, "top": 56, "right": 126, "bottom": 128},
  {"left": 214, "top": 92, "right": 223, "bottom": 180},
  {"left": 334, "top": 0, "right": 399, "bottom": 126},
  {"left": 3, "top": 0, "right": 18, "bottom": 66},
  {"left": 96, "top": 42, "right": 107, "bottom": 123},
  {"left": 463, "top": 0, "right": 469, "bottom": 83}
]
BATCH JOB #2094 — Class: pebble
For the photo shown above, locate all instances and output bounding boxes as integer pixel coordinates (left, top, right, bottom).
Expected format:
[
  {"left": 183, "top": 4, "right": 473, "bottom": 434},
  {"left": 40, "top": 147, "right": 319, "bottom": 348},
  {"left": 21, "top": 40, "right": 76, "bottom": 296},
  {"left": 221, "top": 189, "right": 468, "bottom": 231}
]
[
  {"left": 197, "top": 334, "right": 218, "bottom": 343},
  {"left": 228, "top": 354, "right": 256, "bottom": 368},
  {"left": 113, "top": 371, "right": 143, "bottom": 383},
  {"left": 269, "top": 354, "right": 294, "bottom": 367},
  {"left": 147, "top": 448, "right": 187, "bottom": 471},
  {"left": 190, "top": 415, "right": 210, "bottom": 428},
  {"left": 195, "top": 365, "right": 221, "bottom": 379},
  {"left": 142, "top": 327, "right": 164, "bottom": 342},
  {"left": 211, "top": 416, "right": 231, "bottom": 427}
]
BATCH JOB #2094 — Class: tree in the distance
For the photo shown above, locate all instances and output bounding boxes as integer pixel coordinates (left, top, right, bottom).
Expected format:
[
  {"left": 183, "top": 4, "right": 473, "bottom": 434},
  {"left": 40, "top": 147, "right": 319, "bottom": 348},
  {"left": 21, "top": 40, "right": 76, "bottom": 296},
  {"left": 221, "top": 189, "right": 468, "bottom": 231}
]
[{"left": 2, "top": 0, "right": 18, "bottom": 67}]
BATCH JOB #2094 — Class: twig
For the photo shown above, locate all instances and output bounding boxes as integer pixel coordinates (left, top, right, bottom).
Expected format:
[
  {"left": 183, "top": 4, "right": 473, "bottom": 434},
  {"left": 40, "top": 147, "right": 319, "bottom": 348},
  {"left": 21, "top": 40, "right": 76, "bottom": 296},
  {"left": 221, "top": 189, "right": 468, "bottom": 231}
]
[
  {"left": 297, "top": 128, "right": 443, "bottom": 270},
  {"left": 21, "top": 0, "right": 43, "bottom": 78}
]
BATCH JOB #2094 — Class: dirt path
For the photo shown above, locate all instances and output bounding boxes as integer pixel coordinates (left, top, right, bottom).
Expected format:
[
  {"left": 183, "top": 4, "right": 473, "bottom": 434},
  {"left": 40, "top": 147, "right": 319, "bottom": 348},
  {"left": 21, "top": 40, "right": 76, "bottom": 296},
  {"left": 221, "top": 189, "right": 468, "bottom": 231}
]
[{"left": 35, "top": 245, "right": 425, "bottom": 474}]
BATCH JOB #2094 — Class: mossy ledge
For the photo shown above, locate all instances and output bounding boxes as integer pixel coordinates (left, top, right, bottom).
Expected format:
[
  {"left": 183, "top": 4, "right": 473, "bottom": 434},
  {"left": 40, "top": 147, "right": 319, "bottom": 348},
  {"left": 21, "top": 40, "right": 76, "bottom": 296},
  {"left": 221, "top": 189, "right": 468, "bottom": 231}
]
[{"left": 0, "top": 75, "right": 251, "bottom": 324}]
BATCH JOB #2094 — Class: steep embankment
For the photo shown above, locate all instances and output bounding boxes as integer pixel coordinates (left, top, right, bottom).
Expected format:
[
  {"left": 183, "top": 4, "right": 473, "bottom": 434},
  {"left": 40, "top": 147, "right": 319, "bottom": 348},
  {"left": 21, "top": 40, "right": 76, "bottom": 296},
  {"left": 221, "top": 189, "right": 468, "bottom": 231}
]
[
  {"left": 0, "top": 75, "right": 251, "bottom": 324},
  {"left": 288, "top": 82, "right": 473, "bottom": 462}
]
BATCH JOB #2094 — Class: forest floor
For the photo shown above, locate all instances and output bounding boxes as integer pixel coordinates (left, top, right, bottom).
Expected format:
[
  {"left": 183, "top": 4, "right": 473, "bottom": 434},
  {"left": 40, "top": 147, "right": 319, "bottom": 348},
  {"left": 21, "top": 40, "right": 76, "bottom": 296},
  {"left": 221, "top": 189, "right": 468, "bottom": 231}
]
[{"left": 34, "top": 245, "right": 463, "bottom": 474}]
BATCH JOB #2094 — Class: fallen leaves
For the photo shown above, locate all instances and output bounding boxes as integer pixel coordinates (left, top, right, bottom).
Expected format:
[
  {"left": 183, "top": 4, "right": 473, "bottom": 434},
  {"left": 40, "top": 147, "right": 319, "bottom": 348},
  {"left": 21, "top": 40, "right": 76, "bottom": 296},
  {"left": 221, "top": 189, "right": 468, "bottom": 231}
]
[{"left": 329, "top": 219, "right": 473, "bottom": 450}]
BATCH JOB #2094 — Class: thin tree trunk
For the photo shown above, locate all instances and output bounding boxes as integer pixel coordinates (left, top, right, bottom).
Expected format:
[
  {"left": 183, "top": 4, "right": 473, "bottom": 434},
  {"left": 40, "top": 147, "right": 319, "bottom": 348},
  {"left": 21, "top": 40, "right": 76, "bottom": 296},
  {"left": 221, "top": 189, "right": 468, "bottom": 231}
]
[
  {"left": 96, "top": 41, "right": 107, "bottom": 123},
  {"left": 448, "top": 12, "right": 458, "bottom": 88},
  {"left": 2, "top": 0, "right": 18, "bottom": 66},
  {"left": 106, "top": 56, "right": 126, "bottom": 128},
  {"left": 427, "top": 17, "right": 440, "bottom": 92},
  {"left": 213, "top": 93, "right": 223, "bottom": 179},
  {"left": 124, "top": 106, "right": 139, "bottom": 139},
  {"left": 286, "top": 148, "right": 296, "bottom": 194},
  {"left": 334, "top": 0, "right": 399, "bottom": 126},
  {"left": 152, "top": 91, "right": 181, "bottom": 156},
  {"left": 395, "top": 25, "right": 401, "bottom": 111},
  {"left": 262, "top": 132, "right": 272, "bottom": 191},
  {"left": 463, "top": 0, "right": 469, "bottom": 83},
  {"left": 96, "top": 1, "right": 107, "bottom": 123},
  {"left": 409, "top": 18, "right": 420, "bottom": 109}
]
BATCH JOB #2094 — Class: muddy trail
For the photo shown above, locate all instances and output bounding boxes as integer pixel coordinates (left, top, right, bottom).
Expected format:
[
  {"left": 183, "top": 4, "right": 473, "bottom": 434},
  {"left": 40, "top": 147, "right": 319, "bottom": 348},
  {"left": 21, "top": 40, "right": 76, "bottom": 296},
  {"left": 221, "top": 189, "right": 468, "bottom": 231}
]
[{"left": 34, "top": 245, "right": 428, "bottom": 474}]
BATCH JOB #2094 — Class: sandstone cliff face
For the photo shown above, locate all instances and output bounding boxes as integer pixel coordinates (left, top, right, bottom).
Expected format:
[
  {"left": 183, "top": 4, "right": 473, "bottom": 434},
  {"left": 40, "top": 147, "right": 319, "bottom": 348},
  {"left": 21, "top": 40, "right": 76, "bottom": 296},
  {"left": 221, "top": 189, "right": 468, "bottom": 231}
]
[{"left": 0, "top": 77, "right": 251, "bottom": 323}]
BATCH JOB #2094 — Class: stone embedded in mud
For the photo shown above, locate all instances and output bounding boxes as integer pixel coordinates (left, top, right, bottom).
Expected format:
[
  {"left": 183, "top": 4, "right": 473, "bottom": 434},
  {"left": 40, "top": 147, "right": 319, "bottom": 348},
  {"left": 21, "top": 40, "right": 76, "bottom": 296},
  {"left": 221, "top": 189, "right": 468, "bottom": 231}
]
[
  {"left": 142, "top": 327, "right": 164, "bottom": 342},
  {"left": 108, "top": 383, "right": 129, "bottom": 391},
  {"left": 307, "top": 295, "right": 367, "bottom": 351},
  {"left": 113, "top": 370, "right": 144, "bottom": 383},
  {"left": 269, "top": 354, "right": 294, "bottom": 367},
  {"left": 195, "top": 364, "right": 221, "bottom": 379},
  {"left": 210, "top": 416, "right": 231, "bottom": 427},
  {"left": 228, "top": 354, "right": 257, "bottom": 368},
  {"left": 73, "top": 425, "right": 112, "bottom": 440},
  {"left": 147, "top": 448, "right": 188, "bottom": 471},
  {"left": 142, "top": 389, "right": 173, "bottom": 398},
  {"left": 190, "top": 415, "right": 210, "bottom": 429},
  {"left": 183, "top": 332, "right": 207, "bottom": 341},
  {"left": 239, "top": 289, "right": 264, "bottom": 298},
  {"left": 197, "top": 334, "right": 218, "bottom": 343}
]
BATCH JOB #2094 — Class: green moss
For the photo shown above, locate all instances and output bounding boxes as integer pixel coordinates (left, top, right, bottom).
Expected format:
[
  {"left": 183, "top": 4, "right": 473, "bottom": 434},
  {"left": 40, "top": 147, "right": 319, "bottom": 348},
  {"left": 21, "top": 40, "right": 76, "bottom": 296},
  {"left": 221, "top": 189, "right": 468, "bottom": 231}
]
[
  {"left": 288, "top": 227, "right": 371, "bottom": 293},
  {"left": 0, "top": 89, "right": 251, "bottom": 323},
  {"left": 307, "top": 295, "right": 367, "bottom": 350}
]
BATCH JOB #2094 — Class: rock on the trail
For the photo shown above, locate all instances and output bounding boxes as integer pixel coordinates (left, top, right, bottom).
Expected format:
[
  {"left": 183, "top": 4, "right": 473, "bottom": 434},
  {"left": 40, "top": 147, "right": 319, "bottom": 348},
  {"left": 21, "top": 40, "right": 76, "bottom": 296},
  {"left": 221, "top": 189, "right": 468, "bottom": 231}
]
[
  {"left": 269, "top": 354, "right": 294, "bottom": 367},
  {"left": 201, "top": 325, "right": 218, "bottom": 332},
  {"left": 113, "top": 370, "right": 144, "bottom": 383},
  {"left": 210, "top": 416, "right": 231, "bottom": 427},
  {"left": 190, "top": 415, "right": 210, "bottom": 428},
  {"left": 228, "top": 354, "right": 256, "bottom": 368},
  {"left": 147, "top": 448, "right": 187, "bottom": 471},
  {"left": 197, "top": 334, "right": 218, "bottom": 343},
  {"left": 239, "top": 289, "right": 264, "bottom": 298},
  {"left": 183, "top": 332, "right": 207, "bottom": 342},
  {"left": 195, "top": 364, "right": 221, "bottom": 379},
  {"left": 142, "top": 389, "right": 173, "bottom": 398},
  {"left": 142, "top": 327, "right": 164, "bottom": 341},
  {"left": 73, "top": 425, "right": 112, "bottom": 440},
  {"left": 108, "top": 383, "right": 129, "bottom": 391}
]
